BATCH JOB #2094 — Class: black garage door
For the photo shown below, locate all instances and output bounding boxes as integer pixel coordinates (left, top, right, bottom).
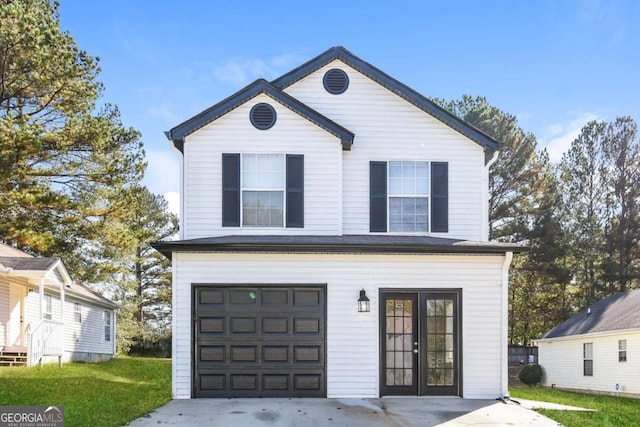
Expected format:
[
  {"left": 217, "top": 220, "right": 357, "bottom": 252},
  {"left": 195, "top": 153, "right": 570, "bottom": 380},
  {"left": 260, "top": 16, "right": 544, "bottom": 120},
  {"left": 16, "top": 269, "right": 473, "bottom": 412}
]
[{"left": 193, "top": 285, "right": 326, "bottom": 398}]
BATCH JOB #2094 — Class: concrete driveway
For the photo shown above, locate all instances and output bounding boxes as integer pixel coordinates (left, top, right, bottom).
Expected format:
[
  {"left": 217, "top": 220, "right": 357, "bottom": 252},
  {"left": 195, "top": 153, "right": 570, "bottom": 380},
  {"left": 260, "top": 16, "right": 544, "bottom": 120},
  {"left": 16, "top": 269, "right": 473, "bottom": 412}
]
[{"left": 125, "top": 396, "right": 584, "bottom": 426}]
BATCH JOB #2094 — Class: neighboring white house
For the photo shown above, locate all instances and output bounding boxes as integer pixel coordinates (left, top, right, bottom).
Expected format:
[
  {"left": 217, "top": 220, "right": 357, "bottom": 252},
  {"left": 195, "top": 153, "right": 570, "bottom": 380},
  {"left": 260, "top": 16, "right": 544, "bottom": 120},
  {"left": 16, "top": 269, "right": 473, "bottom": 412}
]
[
  {"left": 153, "top": 46, "right": 522, "bottom": 399},
  {"left": 536, "top": 288, "right": 640, "bottom": 398},
  {"left": 0, "top": 243, "right": 117, "bottom": 366}
]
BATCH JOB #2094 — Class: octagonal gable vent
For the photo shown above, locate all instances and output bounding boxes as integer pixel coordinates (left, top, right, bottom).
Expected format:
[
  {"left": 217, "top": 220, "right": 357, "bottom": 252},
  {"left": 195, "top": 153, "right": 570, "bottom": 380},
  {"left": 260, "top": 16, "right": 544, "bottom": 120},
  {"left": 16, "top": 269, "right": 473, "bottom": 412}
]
[
  {"left": 323, "top": 68, "right": 349, "bottom": 94},
  {"left": 250, "top": 103, "right": 277, "bottom": 130}
]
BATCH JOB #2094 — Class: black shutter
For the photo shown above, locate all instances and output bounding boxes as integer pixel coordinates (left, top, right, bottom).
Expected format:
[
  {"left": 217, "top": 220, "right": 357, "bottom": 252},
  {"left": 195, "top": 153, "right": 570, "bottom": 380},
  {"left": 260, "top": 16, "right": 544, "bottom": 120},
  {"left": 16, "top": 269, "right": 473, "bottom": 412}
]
[
  {"left": 431, "top": 162, "right": 448, "bottom": 232},
  {"left": 370, "top": 161, "right": 387, "bottom": 232},
  {"left": 286, "top": 154, "right": 304, "bottom": 228},
  {"left": 222, "top": 153, "right": 240, "bottom": 227}
]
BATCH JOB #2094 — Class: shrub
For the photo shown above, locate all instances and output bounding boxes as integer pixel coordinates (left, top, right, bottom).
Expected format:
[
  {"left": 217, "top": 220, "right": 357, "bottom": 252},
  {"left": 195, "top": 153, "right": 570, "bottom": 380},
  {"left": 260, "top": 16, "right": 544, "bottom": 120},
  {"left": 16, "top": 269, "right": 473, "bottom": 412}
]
[{"left": 519, "top": 363, "right": 543, "bottom": 386}]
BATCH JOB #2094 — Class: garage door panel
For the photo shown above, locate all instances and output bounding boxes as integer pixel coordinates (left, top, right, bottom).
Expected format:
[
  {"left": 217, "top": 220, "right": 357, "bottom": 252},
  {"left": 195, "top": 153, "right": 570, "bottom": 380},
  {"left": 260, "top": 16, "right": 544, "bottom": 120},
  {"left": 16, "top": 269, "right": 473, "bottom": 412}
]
[
  {"left": 194, "top": 285, "right": 326, "bottom": 398},
  {"left": 229, "top": 317, "right": 257, "bottom": 333}
]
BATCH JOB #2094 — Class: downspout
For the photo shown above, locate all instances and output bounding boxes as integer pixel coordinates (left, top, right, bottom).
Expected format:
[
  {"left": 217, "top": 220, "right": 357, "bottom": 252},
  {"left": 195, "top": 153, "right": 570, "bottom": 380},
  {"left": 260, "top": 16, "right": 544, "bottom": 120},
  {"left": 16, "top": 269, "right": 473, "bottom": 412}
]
[
  {"left": 501, "top": 251, "right": 513, "bottom": 397},
  {"left": 483, "top": 150, "right": 499, "bottom": 240}
]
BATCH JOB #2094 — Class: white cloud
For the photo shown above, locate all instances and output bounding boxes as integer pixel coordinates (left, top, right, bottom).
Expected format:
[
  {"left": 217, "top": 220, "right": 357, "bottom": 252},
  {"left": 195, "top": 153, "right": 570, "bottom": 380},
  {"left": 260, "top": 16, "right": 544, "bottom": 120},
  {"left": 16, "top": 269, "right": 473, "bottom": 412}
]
[
  {"left": 148, "top": 102, "right": 179, "bottom": 123},
  {"left": 163, "top": 191, "right": 180, "bottom": 217},
  {"left": 212, "top": 52, "right": 305, "bottom": 86},
  {"left": 539, "top": 112, "right": 603, "bottom": 163}
]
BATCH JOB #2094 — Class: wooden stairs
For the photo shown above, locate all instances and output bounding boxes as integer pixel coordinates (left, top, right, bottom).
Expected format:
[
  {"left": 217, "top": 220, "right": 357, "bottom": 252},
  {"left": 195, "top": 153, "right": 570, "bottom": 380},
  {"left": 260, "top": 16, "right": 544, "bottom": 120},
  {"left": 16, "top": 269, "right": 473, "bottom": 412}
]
[{"left": 0, "top": 346, "right": 27, "bottom": 367}]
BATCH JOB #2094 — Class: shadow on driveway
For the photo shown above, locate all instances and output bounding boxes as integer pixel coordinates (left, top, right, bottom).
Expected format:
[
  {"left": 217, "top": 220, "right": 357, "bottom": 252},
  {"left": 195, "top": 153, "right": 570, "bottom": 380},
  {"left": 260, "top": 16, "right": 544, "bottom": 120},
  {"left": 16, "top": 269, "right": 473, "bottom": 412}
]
[{"left": 126, "top": 397, "right": 569, "bottom": 426}]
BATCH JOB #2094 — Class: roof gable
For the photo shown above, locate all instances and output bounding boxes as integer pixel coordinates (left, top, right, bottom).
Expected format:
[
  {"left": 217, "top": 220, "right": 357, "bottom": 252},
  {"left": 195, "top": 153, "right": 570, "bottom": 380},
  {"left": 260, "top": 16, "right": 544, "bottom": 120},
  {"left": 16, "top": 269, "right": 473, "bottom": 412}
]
[
  {"left": 272, "top": 46, "right": 500, "bottom": 163},
  {"left": 539, "top": 288, "right": 640, "bottom": 339},
  {"left": 166, "top": 79, "right": 354, "bottom": 152}
]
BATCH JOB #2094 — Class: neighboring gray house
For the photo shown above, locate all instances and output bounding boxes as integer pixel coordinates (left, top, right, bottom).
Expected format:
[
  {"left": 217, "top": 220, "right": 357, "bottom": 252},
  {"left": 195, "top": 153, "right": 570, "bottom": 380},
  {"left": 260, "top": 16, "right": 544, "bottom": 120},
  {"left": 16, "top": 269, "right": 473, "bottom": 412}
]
[
  {"left": 536, "top": 288, "right": 640, "bottom": 398},
  {"left": 153, "top": 46, "right": 522, "bottom": 399},
  {"left": 0, "top": 243, "right": 117, "bottom": 366}
]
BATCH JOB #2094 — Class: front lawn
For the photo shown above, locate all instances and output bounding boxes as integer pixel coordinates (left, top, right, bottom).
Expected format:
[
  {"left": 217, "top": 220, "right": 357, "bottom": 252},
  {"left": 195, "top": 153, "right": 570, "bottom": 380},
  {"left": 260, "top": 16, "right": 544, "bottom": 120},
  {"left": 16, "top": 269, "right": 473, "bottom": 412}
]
[
  {"left": 510, "top": 386, "right": 640, "bottom": 427},
  {"left": 0, "top": 357, "right": 171, "bottom": 427}
]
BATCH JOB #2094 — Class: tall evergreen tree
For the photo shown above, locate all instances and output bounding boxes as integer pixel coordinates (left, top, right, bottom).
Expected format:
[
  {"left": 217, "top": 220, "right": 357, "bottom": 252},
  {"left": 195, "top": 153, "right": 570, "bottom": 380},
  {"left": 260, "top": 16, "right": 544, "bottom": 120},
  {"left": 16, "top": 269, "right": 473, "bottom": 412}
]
[
  {"left": 559, "top": 121, "right": 609, "bottom": 306},
  {"left": 435, "top": 95, "right": 568, "bottom": 344},
  {"left": 601, "top": 117, "right": 640, "bottom": 293},
  {"left": 0, "top": 0, "right": 145, "bottom": 270},
  {"left": 95, "top": 186, "right": 178, "bottom": 353}
]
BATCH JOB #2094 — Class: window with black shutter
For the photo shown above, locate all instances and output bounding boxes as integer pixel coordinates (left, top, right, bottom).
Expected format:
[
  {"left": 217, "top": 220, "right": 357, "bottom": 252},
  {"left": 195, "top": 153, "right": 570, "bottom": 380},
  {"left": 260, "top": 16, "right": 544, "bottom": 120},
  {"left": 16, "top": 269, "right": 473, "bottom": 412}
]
[
  {"left": 222, "top": 153, "right": 304, "bottom": 228},
  {"left": 369, "top": 160, "right": 448, "bottom": 233}
]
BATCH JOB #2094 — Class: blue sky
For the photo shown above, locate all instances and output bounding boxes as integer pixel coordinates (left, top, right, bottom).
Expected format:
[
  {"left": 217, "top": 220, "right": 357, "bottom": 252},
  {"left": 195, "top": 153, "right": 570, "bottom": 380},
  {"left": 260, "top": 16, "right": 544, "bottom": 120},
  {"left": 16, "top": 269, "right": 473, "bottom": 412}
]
[{"left": 57, "top": 0, "right": 640, "bottom": 214}]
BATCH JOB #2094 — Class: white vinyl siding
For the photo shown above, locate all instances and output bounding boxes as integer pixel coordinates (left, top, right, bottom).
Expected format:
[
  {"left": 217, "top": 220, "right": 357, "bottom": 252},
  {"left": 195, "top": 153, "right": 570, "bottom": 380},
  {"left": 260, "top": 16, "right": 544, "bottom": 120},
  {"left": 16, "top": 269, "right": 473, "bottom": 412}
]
[
  {"left": 171, "top": 252, "right": 507, "bottom": 399},
  {"left": 63, "top": 298, "right": 115, "bottom": 356},
  {"left": 284, "top": 61, "right": 486, "bottom": 241},
  {"left": 538, "top": 331, "right": 640, "bottom": 396},
  {"left": 182, "top": 93, "right": 343, "bottom": 239}
]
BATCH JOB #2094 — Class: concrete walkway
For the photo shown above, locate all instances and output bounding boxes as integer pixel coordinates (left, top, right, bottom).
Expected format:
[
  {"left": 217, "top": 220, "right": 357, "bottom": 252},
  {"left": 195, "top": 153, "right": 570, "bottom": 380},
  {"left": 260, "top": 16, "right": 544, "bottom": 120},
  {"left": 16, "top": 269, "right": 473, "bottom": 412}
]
[{"left": 126, "top": 396, "right": 590, "bottom": 426}]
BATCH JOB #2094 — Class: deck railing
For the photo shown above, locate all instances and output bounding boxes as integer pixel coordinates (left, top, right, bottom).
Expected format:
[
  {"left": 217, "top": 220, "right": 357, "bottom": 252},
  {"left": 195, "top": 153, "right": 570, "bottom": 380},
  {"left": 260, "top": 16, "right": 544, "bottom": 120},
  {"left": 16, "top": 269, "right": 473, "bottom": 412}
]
[{"left": 27, "top": 320, "right": 64, "bottom": 367}]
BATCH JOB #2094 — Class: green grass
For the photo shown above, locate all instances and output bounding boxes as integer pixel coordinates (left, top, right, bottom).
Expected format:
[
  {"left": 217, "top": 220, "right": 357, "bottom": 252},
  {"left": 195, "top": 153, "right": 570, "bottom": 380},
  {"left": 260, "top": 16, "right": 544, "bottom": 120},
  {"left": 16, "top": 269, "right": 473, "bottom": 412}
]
[
  {"left": 0, "top": 357, "right": 171, "bottom": 427},
  {"left": 510, "top": 386, "right": 640, "bottom": 427}
]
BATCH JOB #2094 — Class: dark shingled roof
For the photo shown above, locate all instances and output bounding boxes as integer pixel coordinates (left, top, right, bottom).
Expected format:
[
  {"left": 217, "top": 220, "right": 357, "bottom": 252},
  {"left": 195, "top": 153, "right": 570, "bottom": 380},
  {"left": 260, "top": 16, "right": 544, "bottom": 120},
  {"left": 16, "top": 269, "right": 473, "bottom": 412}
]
[
  {"left": 539, "top": 288, "right": 640, "bottom": 339},
  {"left": 0, "top": 256, "right": 59, "bottom": 271},
  {"left": 152, "top": 235, "right": 524, "bottom": 259}
]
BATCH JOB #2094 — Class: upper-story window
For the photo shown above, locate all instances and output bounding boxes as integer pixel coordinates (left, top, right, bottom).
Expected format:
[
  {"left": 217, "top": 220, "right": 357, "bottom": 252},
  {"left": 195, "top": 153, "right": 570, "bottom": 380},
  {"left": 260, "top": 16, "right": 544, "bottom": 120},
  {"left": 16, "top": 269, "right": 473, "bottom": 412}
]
[
  {"left": 242, "top": 154, "right": 284, "bottom": 227},
  {"left": 222, "top": 153, "right": 304, "bottom": 228},
  {"left": 370, "top": 160, "right": 448, "bottom": 233}
]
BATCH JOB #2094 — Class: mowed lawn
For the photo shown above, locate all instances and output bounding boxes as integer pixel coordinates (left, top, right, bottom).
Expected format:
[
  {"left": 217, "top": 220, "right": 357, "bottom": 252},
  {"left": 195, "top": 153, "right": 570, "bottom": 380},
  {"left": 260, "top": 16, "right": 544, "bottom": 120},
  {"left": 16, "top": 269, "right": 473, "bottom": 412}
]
[
  {"left": 0, "top": 357, "right": 171, "bottom": 427},
  {"left": 510, "top": 386, "right": 640, "bottom": 427}
]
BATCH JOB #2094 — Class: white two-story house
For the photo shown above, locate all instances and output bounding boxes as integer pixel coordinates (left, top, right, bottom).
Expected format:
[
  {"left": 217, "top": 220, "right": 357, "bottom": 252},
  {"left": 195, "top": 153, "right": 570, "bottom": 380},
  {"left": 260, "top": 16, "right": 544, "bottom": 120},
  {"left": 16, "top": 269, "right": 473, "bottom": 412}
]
[{"left": 153, "top": 46, "right": 521, "bottom": 399}]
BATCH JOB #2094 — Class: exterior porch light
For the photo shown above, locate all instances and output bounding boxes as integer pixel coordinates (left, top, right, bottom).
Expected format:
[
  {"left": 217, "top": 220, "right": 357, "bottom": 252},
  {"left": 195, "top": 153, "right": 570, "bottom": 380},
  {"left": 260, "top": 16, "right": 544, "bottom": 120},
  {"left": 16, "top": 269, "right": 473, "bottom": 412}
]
[{"left": 358, "top": 289, "right": 370, "bottom": 313}]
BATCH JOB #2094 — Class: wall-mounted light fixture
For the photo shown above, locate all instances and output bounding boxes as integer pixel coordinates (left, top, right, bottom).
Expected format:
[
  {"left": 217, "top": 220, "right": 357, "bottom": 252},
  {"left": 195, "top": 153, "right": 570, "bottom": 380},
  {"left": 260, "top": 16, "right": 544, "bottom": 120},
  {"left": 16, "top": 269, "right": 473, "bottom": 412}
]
[{"left": 358, "top": 289, "right": 370, "bottom": 313}]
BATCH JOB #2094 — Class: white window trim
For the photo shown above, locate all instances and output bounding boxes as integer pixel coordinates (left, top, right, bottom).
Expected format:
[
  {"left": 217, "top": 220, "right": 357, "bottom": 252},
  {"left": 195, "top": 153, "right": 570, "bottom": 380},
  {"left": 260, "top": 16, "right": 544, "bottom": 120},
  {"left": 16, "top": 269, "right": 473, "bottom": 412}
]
[
  {"left": 104, "top": 310, "right": 112, "bottom": 341},
  {"left": 44, "top": 293, "right": 53, "bottom": 320},
  {"left": 387, "top": 160, "right": 431, "bottom": 233},
  {"left": 240, "top": 153, "right": 286, "bottom": 229},
  {"left": 619, "top": 339, "right": 627, "bottom": 363},
  {"left": 583, "top": 342, "right": 593, "bottom": 376},
  {"left": 74, "top": 301, "right": 82, "bottom": 323}
]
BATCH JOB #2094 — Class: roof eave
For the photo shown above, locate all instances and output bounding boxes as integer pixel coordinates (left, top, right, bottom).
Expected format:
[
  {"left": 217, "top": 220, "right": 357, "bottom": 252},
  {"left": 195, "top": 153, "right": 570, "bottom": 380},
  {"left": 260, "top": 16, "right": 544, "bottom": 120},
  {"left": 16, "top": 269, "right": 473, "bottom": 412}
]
[
  {"left": 272, "top": 46, "right": 500, "bottom": 162},
  {"left": 152, "top": 240, "right": 521, "bottom": 260},
  {"left": 165, "top": 79, "right": 354, "bottom": 152}
]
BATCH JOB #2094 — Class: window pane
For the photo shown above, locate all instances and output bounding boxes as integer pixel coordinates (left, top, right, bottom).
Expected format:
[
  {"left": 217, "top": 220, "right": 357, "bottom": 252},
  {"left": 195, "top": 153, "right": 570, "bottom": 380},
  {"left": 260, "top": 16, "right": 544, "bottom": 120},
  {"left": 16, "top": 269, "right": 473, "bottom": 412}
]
[
  {"left": 389, "top": 161, "right": 429, "bottom": 196},
  {"left": 389, "top": 161, "right": 402, "bottom": 178},
  {"left": 242, "top": 154, "right": 283, "bottom": 189},
  {"left": 242, "top": 191, "right": 283, "bottom": 227},
  {"left": 389, "top": 197, "right": 429, "bottom": 232}
]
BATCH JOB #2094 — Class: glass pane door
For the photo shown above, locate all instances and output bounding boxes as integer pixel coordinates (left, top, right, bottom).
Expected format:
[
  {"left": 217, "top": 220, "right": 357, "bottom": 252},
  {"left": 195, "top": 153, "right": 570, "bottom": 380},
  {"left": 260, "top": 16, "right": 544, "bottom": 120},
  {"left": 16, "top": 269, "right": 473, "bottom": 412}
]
[
  {"left": 421, "top": 293, "right": 459, "bottom": 395},
  {"left": 380, "top": 294, "right": 418, "bottom": 395}
]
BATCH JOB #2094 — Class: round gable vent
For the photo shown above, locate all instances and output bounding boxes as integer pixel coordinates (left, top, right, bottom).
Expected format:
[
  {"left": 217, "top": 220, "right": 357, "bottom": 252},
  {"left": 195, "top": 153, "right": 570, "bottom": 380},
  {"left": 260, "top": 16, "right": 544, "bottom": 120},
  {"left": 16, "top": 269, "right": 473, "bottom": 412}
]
[
  {"left": 250, "top": 103, "right": 277, "bottom": 130},
  {"left": 323, "top": 68, "right": 349, "bottom": 94}
]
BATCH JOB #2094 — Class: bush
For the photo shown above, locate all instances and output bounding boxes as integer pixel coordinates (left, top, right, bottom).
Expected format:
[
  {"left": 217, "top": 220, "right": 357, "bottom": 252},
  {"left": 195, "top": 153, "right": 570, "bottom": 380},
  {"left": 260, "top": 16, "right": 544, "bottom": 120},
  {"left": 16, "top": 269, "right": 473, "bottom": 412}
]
[{"left": 519, "top": 363, "right": 543, "bottom": 386}]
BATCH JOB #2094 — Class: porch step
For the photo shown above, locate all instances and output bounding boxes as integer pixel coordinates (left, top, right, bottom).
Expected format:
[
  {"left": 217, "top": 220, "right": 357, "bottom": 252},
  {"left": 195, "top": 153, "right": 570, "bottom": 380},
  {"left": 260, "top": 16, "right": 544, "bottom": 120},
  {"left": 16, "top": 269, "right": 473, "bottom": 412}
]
[{"left": 0, "top": 347, "right": 28, "bottom": 367}]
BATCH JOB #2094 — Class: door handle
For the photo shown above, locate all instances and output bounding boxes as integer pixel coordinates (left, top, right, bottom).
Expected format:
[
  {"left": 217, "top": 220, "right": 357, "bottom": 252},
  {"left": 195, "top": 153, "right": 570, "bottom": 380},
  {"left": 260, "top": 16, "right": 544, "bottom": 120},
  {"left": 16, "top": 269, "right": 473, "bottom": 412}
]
[{"left": 413, "top": 349, "right": 419, "bottom": 354}]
